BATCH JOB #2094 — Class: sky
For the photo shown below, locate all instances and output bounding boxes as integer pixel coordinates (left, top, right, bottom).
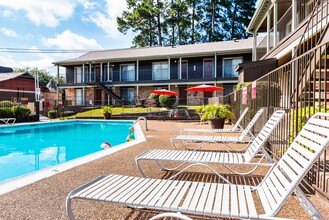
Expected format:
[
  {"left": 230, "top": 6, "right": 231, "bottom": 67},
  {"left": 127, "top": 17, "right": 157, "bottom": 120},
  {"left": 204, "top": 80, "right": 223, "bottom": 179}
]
[{"left": 0, "top": 0, "right": 134, "bottom": 75}]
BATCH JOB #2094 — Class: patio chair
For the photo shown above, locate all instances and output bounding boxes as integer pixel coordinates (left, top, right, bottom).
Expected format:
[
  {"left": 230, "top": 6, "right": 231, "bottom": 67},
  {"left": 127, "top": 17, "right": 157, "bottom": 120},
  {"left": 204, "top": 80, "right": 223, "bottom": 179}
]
[
  {"left": 180, "top": 107, "right": 249, "bottom": 134},
  {"left": 66, "top": 113, "right": 329, "bottom": 220},
  {"left": 135, "top": 110, "right": 285, "bottom": 177},
  {"left": 171, "top": 108, "right": 264, "bottom": 149},
  {"left": 0, "top": 118, "right": 16, "bottom": 125}
]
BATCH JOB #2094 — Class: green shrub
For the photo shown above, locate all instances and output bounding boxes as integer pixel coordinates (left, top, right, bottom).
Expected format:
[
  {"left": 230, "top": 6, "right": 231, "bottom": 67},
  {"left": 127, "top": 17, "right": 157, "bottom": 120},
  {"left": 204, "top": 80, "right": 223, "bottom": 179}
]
[
  {"left": 159, "top": 95, "right": 176, "bottom": 108},
  {"left": 148, "top": 94, "right": 160, "bottom": 107},
  {"left": 11, "top": 106, "right": 31, "bottom": 118},
  {"left": 48, "top": 110, "right": 57, "bottom": 119},
  {"left": 0, "top": 100, "right": 14, "bottom": 108},
  {"left": 61, "top": 111, "right": 75, "bottom": 117},
  {"left": 0, "top": 107, "right": 14, "bottom": 118}
]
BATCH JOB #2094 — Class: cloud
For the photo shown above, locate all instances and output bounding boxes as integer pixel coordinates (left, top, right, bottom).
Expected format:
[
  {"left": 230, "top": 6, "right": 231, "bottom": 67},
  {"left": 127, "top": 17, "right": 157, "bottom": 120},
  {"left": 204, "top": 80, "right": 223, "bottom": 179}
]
[
  {"left": 0, "top": 0, "right": 79, "bottom": 27},
  {"left": 41, "top": 30, "right": 103, "bottom": 50},
  {"left": 86, "top": 0, "right": 127, "bottom": 38},
  {"left": 0, "top": 27, "right": 17, "bottom": 37},
  {"left": 82, "top": 1, "right": 99, "bottom": 10}
]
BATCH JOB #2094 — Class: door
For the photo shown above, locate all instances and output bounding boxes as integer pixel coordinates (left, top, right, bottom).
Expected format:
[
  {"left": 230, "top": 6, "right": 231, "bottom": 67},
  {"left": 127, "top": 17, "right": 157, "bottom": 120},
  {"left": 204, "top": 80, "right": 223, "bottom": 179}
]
[
  {"left": 96, "top": 67, "right": 100, "bottom": 82},
  {"left": 95, "top": 89, "right": 102, "bottom": 105},
  {"left": 127, "top": 88, "right": 135, "bottom": 105},
  {"left": 181, "top": 61, "right": 188, "bottom": 79},
  {"left": 179, "top": 86, "right": 187, "bottom": 105},
  {"left": 203, "top": 59, "right": 213, "bottom": 78}
]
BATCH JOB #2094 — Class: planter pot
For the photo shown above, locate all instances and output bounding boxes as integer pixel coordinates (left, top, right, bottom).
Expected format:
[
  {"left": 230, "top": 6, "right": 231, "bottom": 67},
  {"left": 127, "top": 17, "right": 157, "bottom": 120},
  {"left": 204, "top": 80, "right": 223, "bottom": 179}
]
[
  {"left": 209, "top": 118, "right": 225, "bottom": 129},
  {"left": 103, "top": 112, "right": 112, "bottom": 120}
]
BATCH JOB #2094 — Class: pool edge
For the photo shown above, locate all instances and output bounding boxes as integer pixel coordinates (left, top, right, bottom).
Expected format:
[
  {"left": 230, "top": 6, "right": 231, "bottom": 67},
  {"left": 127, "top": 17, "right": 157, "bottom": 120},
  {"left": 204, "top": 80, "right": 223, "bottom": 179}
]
[{"left": 0, "top": 120, "right": 146, "bottom": 195}]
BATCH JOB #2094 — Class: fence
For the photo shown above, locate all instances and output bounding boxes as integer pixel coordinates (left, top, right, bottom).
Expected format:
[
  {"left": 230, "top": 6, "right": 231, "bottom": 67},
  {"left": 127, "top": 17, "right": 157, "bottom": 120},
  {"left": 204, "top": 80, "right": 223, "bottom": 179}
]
[{"left": 222, "top": 41, "right": 329, "bottom": 198}]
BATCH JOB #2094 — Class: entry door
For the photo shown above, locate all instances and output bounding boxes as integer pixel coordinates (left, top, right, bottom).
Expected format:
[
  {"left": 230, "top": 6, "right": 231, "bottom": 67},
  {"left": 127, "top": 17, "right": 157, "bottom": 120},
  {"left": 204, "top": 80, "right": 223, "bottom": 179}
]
[
  {"left": 95, "top": 89, "right": 102, "bottom": 105},
  {"left": 127, "top": 88, "right": 135, "bottom": 105},
  {"left": 181, "top": 61, "right": 188, "bottom": 79},
  {"left": 203, "top": 59, "right": 213, "bottom": 78},
  {"left": 179, "top": 86, "right": 187, "bottom": 105},
  {"left": 96, "top": 67, "right": 100, "bottom": 82}
]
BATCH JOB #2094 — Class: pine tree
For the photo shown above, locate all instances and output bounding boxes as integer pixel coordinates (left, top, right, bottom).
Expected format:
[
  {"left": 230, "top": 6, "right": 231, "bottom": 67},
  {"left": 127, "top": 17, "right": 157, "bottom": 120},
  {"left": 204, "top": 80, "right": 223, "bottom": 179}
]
[
  {"left": 221, "top": 0, "right": 256, "bottom": 40},
  {"left": 117, "top": 0, "right": 165, "bottom": 47}
]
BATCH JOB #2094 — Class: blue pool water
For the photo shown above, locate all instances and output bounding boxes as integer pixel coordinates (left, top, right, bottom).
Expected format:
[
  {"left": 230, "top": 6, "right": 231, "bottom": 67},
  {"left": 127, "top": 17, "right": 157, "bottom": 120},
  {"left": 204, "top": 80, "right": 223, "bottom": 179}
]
[{"left": 0, "top": 120, "right": 133, "bottom": 183}]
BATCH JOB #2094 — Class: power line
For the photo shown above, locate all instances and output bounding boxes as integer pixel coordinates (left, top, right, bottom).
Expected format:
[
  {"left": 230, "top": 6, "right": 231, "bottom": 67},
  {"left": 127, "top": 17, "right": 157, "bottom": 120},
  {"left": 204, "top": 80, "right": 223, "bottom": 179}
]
[{"left": 0, "top": 47, "right": 93, "bottom": 53}]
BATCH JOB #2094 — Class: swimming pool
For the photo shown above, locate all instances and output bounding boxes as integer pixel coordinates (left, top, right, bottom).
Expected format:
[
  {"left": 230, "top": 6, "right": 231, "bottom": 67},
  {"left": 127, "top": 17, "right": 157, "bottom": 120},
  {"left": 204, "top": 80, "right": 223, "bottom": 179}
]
[{"left": 0, "top": 120, "right": 136, "bottom": 184}]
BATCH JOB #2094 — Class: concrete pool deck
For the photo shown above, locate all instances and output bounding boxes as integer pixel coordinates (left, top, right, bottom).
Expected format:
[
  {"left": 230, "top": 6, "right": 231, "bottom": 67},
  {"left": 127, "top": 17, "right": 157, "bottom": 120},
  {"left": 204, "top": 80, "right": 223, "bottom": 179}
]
[{"left": 0, "top": 120, "right": 328, "bottom": 219}]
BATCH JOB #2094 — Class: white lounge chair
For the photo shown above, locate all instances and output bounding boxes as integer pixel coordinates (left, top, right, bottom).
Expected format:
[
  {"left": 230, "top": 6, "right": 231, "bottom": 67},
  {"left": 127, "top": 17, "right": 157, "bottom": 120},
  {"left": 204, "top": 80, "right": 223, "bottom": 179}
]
[
  {"left": 66, "top": 113, "right": 329, "bottom": 220},
  {"left": 181, "top": 107, "right": 249, "bottom": 133},
  {"left": 0, "top": 118, "right": 16, "bottom": 124},
  {"left": 136, "top": 110, "right": 286, "bottom": 177},
  {"left": 171, "top": 108, "right": 264, "bottom": 149}
]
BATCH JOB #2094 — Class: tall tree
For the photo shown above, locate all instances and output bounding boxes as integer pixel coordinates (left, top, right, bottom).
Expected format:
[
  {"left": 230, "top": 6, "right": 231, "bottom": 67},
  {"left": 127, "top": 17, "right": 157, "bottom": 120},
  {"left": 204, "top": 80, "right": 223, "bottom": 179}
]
[
  {"left": 221, "top": 0, "right": 256, "bottom": 40},
  {"left": 117, "top": 0, "right": 165, "bottom": 47},
  {"left": 188, "top": 0, "right": 202, "bottom": 44},
  {"left": 200, "top": 0, "right": 224, "bottom": 42}
]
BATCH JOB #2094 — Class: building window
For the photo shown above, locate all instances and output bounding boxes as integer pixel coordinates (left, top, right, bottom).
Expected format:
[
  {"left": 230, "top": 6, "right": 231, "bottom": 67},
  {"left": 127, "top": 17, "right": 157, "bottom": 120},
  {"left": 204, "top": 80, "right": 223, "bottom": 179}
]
[
  {"left": 74, "top": 67, "right": 83, "bottom": 83},
  {"left": 75, "top": 89, "right": 83, "bottom": 105},
  {"left": 120, "top": 64, "right": 135, "bottom": 81},
  {"left": 223, "top": 57, "right": 242, "bottom": 78},
  {"left": 153, "top": 61, "right": 169, "bottom": 80}
]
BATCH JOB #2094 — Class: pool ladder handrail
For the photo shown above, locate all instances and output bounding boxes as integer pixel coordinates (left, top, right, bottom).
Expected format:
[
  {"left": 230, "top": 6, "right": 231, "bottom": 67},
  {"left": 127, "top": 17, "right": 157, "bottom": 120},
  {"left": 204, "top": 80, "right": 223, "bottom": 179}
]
[{"left": 132, "top": 116, "right": 148, "bottom": 131}]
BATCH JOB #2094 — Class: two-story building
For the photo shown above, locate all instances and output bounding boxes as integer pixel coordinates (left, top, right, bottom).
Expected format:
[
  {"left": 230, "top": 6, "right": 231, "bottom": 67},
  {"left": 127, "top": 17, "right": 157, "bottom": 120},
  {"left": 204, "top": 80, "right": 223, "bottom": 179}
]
[{"left": 53, "top": 38, "right": 255, "bottom": 109}]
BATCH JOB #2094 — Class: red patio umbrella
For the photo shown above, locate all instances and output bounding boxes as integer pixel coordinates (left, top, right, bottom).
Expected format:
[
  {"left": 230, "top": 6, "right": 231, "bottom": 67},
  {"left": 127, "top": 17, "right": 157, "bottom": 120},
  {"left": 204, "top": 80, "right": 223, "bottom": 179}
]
[
  {"left": 151, "top": 89, "right": 178, "bottom": 96},
  {"left": 185, "top": 84, "right": 223, "bottom": 92},
  {"left": 186, "top": 84, "right": 223, "bottom": 104}
]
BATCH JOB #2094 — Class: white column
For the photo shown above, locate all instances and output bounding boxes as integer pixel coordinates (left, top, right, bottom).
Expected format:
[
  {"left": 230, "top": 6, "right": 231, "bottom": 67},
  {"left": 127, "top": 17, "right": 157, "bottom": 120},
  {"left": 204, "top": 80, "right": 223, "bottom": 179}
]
[
  {"left": 292, "top": 0, "right": 297, "bottom": 31},
  {"left": 107, "top": 62, "right": 110, "bottom": 81},
  {"left": 168, "top": 58, "right": 171, "bottom": 79},
  {"left": 136, "top": 85, "right": 139, "bottom": 99},
  {"left": 272, "top": 0, "right": 278, "bottom": 47},
  {"left": 214, "top": 52, "right": 217, "bottom": 78},
  {"left": 83, "top": 87, "right": 86, "bottom": 105},
  {"left": 89, "top": 63, "right": 92, "bottom": 82},
  {"left": 100, "top": 63, "right": 103, "bottom": 82},
  {"left": 179, "top": 57, "right": 182, "bottom": 79},
  {"left": 252, "top": 32, "right": 257, "bottom": 61},
  {"left": 136, "top": 60, "right": 139, "bottom": 81},
  {"left": 267, "top": 11, "right": 271, "bottom": 53},
  {"left": 82, "top": 63, "right": 85, "bottom": 83},
  {"left": 56, "top": 65, "right": 60, "bottom": 103}
]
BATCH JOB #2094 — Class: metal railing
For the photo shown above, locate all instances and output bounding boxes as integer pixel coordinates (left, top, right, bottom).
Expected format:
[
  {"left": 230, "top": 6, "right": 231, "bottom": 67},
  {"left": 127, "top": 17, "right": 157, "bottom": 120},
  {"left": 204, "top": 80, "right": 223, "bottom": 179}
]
[{"left": 222, "top": 41, "right": 329, "bottom": 198}]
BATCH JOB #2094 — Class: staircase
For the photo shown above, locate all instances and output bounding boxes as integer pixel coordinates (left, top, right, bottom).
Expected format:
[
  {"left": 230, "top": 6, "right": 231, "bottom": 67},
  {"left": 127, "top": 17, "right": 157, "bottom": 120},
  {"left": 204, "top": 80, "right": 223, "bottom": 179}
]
[{"left": 94, "top": 82, "right": 122, "bottom": 102}]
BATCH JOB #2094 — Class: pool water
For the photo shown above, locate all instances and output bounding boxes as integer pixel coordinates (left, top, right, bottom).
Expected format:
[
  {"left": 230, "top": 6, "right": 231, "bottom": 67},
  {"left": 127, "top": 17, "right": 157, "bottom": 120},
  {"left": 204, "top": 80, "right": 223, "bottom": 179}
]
[{"left": 0, "top": 120, "right": 133, "bottom": 183}]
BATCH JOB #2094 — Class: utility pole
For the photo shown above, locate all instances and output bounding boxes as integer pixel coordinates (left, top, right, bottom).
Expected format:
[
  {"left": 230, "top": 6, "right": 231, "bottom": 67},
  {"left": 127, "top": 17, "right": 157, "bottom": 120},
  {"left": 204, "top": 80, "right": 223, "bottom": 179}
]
[{"left": 35, "top": 68, "right": 40, "bottom": 121}]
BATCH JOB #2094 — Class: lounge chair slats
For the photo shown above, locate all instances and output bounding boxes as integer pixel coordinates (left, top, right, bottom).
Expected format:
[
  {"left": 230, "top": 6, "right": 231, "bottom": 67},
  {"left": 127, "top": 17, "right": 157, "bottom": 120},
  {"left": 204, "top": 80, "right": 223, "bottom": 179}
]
[{"left": 67, "top": 113, "right": 329, "bottom": 220}]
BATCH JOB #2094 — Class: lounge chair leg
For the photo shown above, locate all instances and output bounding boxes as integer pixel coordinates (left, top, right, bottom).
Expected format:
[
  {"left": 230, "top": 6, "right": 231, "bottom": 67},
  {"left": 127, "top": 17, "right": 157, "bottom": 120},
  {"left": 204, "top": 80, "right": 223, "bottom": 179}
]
[
  {"left": 150, "top": 212, "right": 192, "bottom": 220},
  {"left": 66, "top": 196, "right": 75, "bottom": 220},
  {"left": 294, "top": 187, "right": 325, "bottom": 220}
]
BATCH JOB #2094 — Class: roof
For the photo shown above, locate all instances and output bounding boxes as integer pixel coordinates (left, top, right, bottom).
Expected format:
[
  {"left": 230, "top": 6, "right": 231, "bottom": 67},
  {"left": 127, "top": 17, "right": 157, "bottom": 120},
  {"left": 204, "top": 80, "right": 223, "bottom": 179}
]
[
  {"left": 0, "top": 66, "right": 13, "bottom": 73},
  {"left": 0, "top": 72, "right": 33, "bottom": 82},
  {"left": 53, "top": 38, "right": 257, "bottom": 66},
  {"left": 247, "top": 0, "right": 272, "bottom": 32}
]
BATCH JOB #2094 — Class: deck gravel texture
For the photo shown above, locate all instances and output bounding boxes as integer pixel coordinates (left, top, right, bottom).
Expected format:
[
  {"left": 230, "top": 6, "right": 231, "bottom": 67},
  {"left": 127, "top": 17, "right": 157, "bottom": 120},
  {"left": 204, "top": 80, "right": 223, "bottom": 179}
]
[{"left": 0, "top": 120, "right": 328, "bottom": 220}]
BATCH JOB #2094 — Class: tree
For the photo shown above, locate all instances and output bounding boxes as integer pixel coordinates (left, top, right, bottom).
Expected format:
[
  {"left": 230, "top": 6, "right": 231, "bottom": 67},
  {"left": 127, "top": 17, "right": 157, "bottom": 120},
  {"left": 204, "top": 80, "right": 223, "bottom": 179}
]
[
  {"left": 13, "top": 67, "right": 64, "bottom": 86},
  {"left": 117, "top": 0, "right": 165, "bottom": 47},
  {"left": 221, "top": 0, "right": 256, "bottom": 40},
  {"left": 200, "top": 0, "right": 225, "bottom": 42}
]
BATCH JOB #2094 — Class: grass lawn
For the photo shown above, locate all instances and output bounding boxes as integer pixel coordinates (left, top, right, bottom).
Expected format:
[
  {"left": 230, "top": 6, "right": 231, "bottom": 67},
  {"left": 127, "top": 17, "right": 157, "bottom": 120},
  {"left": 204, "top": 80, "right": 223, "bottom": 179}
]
[{"left": 66, "top": 106, "right": 197, "bottom": 118}]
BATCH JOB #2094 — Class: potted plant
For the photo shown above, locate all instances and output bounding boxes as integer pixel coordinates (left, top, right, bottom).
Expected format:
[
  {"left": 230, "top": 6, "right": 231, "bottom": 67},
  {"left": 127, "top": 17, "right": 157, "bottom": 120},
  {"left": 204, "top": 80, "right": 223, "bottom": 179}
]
[
  {"left": 102, "top": 106, "right": 112, "bottom": 119},
  {"left": 200, "top": 104, "right": 235, "bottom": 129}
]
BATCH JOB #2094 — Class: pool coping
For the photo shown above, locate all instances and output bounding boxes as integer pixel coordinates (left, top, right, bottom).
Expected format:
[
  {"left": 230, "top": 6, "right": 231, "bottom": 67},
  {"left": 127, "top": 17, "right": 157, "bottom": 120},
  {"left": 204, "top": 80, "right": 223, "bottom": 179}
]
[{"left": 0, "top": 119, "right": 146, "bottom": 195}]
